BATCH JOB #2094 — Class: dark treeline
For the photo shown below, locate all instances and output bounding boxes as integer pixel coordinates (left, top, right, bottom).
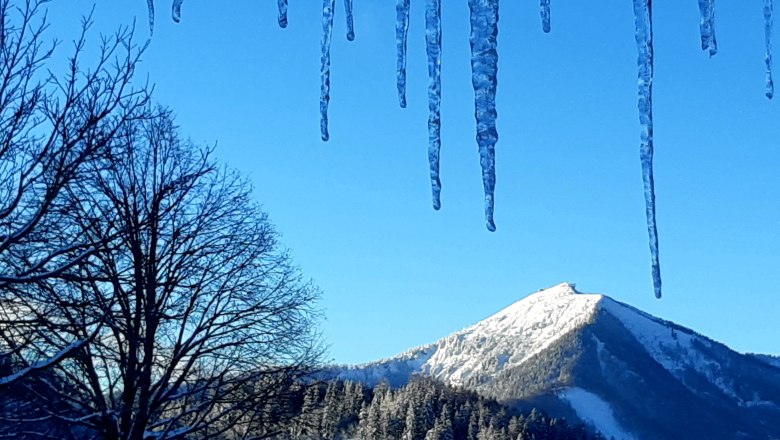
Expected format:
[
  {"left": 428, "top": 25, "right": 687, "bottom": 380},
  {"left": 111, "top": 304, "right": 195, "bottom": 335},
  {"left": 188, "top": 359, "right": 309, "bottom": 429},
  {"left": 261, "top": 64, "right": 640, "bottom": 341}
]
[{"left": 265, "top": 378, "right": 603, "bottom": 440}]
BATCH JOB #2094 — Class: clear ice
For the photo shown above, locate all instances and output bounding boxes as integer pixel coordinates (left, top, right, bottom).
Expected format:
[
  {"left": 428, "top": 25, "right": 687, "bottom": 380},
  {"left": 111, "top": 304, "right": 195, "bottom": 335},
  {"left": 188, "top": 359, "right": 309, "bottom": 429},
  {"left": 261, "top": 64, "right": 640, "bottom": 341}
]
[
  {"left": 278, "top": 0, "right": 289, "bottom": 28},
  {"left": 396, "top": 0, "right": 411, "bottom": 108},
  {"left": 540, "top": 0, "right": 551, "bottom": 33},
  {"left": 633, "top": 0, "right": 662, "bottom": 299},
  {"left": 766, "top": 0, "right": 775, "bottom": 99},
  {"left": 146, "top": 0, "right": 154, "bottom": 33},
  {"left": 345, "top": 0, "right": 355, "bottom": 41},
  {"left": 426, "top": 0, "right": 442, "bottom": 210},
  {"left": 468, "top": 0, "right": 499, "bottom": 232},
  {"left": 321, "top": 0, "right": 336, "bottom": 141},
  {"left": 172, "top": 0, "right": 183, "bottom": 23},
  {"left": 697, "top": 0, "right": 718, "bottom": 56}
]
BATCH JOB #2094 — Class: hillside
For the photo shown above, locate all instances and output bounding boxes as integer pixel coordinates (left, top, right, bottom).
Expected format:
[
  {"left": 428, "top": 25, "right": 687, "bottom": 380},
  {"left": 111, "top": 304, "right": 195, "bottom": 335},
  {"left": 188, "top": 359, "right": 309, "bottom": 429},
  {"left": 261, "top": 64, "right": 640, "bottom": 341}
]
[{"left": 335, "top": 283, "right": 780, "bottom": 440}]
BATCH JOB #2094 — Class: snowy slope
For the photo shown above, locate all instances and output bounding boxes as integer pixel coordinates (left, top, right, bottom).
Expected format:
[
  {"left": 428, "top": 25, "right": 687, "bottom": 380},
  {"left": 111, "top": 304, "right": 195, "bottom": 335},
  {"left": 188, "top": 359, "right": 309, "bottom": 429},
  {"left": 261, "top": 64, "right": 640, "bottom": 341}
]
[
  {"left": 601, "top": 297, "right": 738, "bottom": 398},
  {"left": 600, "top": 297, "right": 780, "bottom": 408},
  {"left": 559, "top": 388, "right": 637, "bottom": 440},
  {"left": 340, "top": 282, "right": 601, "bottom": 386}
]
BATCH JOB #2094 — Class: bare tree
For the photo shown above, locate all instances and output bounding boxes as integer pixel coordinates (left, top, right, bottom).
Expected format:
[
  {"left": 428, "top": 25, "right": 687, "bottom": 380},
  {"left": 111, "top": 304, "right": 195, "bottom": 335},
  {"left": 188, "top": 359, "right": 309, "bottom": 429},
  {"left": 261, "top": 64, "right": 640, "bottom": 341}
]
[
  {"left": 0, "top": 106, "right": 322, "bottom": 439},
  {"left": 0, "top": 0, "right": 149, "bottom": 386}
]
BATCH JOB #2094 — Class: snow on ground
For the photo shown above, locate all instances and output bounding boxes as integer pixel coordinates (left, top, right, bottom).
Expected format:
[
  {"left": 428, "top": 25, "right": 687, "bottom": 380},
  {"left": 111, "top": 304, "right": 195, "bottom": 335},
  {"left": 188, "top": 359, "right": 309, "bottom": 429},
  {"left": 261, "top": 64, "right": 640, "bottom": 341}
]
[{"left": 559, "top": 387, "right": 638, "bottom": 440}]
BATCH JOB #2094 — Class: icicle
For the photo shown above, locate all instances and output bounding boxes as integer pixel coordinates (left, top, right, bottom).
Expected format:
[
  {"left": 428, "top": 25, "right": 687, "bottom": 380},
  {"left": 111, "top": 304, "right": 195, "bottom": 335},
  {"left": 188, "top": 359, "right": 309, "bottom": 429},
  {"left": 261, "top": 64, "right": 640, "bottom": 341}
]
[
  {"left": 540, "top": 0, "right": 551, "bottom": 33},
  {"left": 426, "top": 0, "right": 442, "bottom": 210},
  {"left": 172, "top": 0, "right": 183, "bottom": 23},
  {"left": 396, "top": 0, "right": 411, "bottom": 108},
  {"left": 320, "top": 0, "right": 336, "bottom": 141},
  {"left": 766, "top": 0, "right": 775, "bottom": 99},
  {"left": 345, "top": 0, "right": 355, "bottom": 41},
  {"left": 146, "top": 0, "right": 154, "bottom": 34},
  {"left": 278, "top": 0, "right": 289, "bottom": 28},
  {"left": 697, "top": 0, "right": 717, "bottom": 56},
  {"left": 468, "top": 0, "right": 499, "bottom": 232},
  {"left": 633, "top": 0, "right": 662, "bottom": 299}
]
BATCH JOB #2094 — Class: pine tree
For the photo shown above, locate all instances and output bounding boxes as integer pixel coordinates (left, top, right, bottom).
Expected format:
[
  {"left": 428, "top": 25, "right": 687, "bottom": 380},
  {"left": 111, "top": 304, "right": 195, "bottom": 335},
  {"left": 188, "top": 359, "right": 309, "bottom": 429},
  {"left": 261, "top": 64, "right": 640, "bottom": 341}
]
[
  {"left": 477, "top": 424, "right": 500, "bottom": 440},
  {"left": 280, "top": 378, "right": 602, "bottom": 440},
  {"left": 507, "top": 415, "right": 521, "bottom": 439},
  {"left": 320, "top": 382, "right": 341, "bottom": 439},
  {"left": 420, "top": 389, "right": 437, "bottom": 434},
  {"left": 360, "top": 395, "right": 383, "bottom": 439},
  {"left": 297, "top": 385, "right": 322, "bottom": 437},
  {"left": 403, "top": 404, "right": 419, "bottom": 440},
  {"left": 439, "top": 412, "right": 455, "bottom": 440},
  {"left": 468, "top": 411, "right": 481, "bottom": 440},
  {"left": 380, "top": 390, "right": 404, "bottom": 439}
]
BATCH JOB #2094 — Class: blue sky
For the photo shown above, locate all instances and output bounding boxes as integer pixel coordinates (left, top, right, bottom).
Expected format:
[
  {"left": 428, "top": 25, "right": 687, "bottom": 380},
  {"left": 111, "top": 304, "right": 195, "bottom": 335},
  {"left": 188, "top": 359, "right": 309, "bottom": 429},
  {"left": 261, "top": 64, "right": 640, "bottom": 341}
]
[{"left": 47, "top": 1, "right": 780, "bottom": 364}]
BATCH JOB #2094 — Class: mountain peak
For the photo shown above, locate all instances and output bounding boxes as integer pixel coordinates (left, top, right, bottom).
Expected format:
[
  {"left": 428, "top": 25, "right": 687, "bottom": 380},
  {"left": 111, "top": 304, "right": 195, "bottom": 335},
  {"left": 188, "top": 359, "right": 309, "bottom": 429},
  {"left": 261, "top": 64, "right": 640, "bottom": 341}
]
[
  {"left": 335, "top": 284, "right": 780, "bottom": 440},
  {"left": 340, "top": 282, "right": 605, "bottom": 387},
  {"left": 535, "top": 282, "right": 580, "bottom": 296}
]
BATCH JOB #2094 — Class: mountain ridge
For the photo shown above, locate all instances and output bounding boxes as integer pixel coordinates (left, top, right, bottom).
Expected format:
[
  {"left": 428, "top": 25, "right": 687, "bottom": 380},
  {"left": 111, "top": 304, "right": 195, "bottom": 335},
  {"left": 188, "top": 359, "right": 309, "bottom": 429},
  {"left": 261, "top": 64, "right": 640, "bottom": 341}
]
[{"left": 334, "top": 282, "right": 780, "bottom": 440}]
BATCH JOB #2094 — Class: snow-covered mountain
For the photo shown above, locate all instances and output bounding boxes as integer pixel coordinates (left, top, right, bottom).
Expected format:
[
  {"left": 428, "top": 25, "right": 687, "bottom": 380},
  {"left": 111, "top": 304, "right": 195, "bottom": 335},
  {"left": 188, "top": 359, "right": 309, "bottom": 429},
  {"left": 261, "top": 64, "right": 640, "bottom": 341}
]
[{"left": 335, "top": 283, "right": 780, "bottom": 440}]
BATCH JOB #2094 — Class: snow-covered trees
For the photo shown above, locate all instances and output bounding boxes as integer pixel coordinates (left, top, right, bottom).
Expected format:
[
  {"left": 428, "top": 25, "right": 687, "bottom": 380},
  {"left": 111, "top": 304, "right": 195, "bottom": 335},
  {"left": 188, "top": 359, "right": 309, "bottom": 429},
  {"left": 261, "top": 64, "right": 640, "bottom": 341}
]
[{"left": 279, "top": 378, "right": 601, "bottom": 440}]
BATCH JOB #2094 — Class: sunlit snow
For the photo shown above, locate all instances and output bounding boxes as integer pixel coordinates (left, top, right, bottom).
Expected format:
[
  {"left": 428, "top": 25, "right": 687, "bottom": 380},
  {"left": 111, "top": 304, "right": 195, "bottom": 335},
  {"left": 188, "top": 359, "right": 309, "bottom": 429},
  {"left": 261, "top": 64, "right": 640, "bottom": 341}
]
[{"left": 341, "top": 283, "right": 602, "bottom": 386}]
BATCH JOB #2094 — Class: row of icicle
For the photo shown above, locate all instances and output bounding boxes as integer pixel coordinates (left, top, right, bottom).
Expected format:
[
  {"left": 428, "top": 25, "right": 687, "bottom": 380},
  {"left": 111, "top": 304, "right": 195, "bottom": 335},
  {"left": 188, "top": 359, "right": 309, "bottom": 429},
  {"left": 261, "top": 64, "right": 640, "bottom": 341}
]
[
  {"left": 148, "top": 0, "right": 777, "bottom": 299},
  {"left": 321, "top": 0, "right": 500, "bottom": 230}
]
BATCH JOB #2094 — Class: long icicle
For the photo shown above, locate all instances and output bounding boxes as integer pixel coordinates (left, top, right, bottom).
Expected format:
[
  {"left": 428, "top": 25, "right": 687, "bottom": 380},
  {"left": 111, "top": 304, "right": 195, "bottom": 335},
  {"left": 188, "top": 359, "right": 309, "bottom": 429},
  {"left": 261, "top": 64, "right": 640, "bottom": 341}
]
[
  {"left": 396, "top": 0, "right": 411, "bottom": 108},
  {"left": 426, "top": 0, "right": 442, "bottom": 210},
  {"left": 146, "top": 0, "right": 155, "bottom": 34},
  {"left": 633, "top": 0, "right": 662, "bottom": 298},
  {"left": 468, "top": 0, "right": 499, "bottom": 232},
  {"left": 172, "top": 0, "right": 184, "bottom": 23},
  {"left": 345, "top": 0, "right": 355, "bottom": 41},
  {"left": 766, "top": 0, "right": 775, "bottom": 99},
  {"left": 697, "top": 0, "right": 718, "bottom": 56},
  {"left": 320, "top": 0, "right": 336, "bottom": 141},
  {"left": 278, "top": 0, "right": 289, "bottom": 28},
  {"left": 540, "top": 0, "right": 551, "bottom": 33}
]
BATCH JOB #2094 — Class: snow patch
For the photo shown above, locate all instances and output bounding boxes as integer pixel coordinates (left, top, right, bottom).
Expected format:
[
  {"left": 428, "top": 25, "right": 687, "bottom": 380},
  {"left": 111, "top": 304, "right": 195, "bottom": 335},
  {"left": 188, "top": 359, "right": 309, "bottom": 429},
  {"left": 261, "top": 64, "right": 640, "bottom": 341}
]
[{"left": 559, "top": 387, "right": 638, "bottom": 440}]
